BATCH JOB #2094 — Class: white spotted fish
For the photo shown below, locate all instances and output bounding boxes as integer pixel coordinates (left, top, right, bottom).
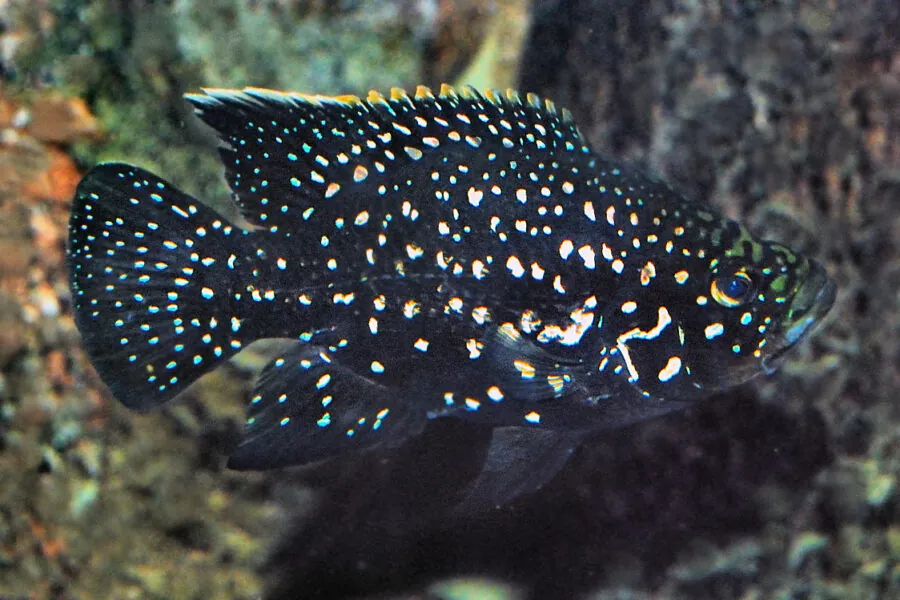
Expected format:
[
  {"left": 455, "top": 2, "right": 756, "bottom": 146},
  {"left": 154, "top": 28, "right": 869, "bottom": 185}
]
[{"left": 67, "top": 85, "right": 835, "bottom": 509}]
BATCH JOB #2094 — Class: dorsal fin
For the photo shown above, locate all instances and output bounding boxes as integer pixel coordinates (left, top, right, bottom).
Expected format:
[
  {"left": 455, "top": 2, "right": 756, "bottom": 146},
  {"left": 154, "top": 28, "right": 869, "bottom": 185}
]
[{"left": 185, "top": 85, "right": 592, "bottom": 234}]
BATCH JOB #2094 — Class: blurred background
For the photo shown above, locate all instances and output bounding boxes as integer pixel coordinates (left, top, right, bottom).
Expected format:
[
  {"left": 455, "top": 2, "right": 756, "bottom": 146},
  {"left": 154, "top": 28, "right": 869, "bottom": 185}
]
[{"left": 0, "top": 1, "right": 898, "bottom": 598}]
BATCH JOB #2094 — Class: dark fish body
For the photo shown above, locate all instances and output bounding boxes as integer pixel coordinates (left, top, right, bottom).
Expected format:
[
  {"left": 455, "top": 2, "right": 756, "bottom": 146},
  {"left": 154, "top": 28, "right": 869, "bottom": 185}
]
[{"left": 67, "top": 85, "right": 835, "bottom": 508}]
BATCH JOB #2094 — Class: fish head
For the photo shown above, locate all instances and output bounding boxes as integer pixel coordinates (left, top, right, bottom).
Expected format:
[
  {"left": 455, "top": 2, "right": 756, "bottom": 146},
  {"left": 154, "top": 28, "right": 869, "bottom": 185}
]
[
  {"left": 598, "top": 219, "right": 835, "bottom": 402},
  {"left": 663, "top": 228, "right": 835, "bottom": 396}
]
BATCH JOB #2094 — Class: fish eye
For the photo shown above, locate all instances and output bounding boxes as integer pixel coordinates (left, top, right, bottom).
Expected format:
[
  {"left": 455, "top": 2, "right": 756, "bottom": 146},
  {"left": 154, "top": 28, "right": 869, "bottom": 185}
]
[{"left": 711, "top": 270, "right": 755, "bottom": 308}]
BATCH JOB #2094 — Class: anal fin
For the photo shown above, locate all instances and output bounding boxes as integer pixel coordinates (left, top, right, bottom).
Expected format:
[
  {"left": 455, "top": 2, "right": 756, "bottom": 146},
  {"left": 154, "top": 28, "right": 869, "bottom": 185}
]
[
  {"left": 228, "top": 343, "right": 425, "bottom": 470},
  {"left": 454, "top": 426, "right": 582, "bottom": 512}
]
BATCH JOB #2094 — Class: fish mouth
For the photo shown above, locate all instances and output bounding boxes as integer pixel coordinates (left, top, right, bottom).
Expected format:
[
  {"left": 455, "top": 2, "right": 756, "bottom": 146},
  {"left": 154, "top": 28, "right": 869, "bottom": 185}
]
[{"left": 761, "top": 261, "right": 836, "bottom": 375}]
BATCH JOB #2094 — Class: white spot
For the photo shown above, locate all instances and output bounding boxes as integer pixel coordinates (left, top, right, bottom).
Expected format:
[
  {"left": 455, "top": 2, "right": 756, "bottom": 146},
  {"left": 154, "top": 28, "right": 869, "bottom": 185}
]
[
  {"left": 553, "top": 274, "right": 566, "bottom": 294},
  {"left": 621, "top": 301, "right": 637, "bottom": 314},
  {"left": 516, "top": 188, "right": 527, "bottom": 203},
  {"left": 531, "top": 262, "right": 545, "bottom": 280},
  {"left": 705, "top": 323, "right": 724, "bottom": 339},
  {"left": 506, "top": 255, "right": 525, "bottom": 278},
  {"left": 467, "top": 187, "right": 484, "bottom": 207},
  {"left": 368, "top": 317, "right": 379, "bottom": 334},
  {"left": 406, "top": 243, "right": 424, "bottom": 260},
  {"left": 606, "top": 205, "right": 616, "bottom": 226},
  {"left": 611, "top": 259, "right": 625, "bottom": 274},
  {"left": 354, "top": 211, "right": 370, "bottom": 226},
  {"left": 562, "top": 181, "right": 574, "bottom": 194},
  {"left": 559, "top": 239, "right": 575, "bottom": 260},
  {"left": 584, "top": 201, "right": 596, "bottom": 221},
  {"left": 524, "top": 411, "right": 541, "bottom": 424},
  {"left": 371, "top": 361, "right": 385, "bottom": 374},
  {"left": 403, "top": 299, "right": 420, "bottom": 319},
  {"left": 578, "top": 245, "right": 596, "bottom": 269},
  {"left": 658, "top": 356, "right": 683, "bottom": 382},
  {"left": 414, "top": 338, "right": 430, "bottom": 352},
  {"left": 487, "top": 386, "right": 504, "bottom": 401},
  {"left": 472, "top": 259, "right": 487, "bottom": 279},
  {"left": 616, "top": 306, "right": 673, "bottom": 382}
]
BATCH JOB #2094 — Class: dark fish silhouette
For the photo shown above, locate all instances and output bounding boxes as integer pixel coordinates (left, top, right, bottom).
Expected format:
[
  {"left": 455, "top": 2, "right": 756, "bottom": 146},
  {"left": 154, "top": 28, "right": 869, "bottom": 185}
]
[{"left": 67, "top": 85, "right": 835, "bottom": 509}]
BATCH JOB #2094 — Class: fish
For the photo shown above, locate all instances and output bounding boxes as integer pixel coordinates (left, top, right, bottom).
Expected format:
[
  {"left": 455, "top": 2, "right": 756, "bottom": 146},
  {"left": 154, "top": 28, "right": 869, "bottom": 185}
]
[{"left": 67, "top": 84, "right": 836, "bottom": 509}]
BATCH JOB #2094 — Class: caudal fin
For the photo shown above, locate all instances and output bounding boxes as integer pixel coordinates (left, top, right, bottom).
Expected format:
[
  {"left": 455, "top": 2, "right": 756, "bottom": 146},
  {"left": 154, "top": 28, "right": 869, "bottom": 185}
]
[{"left": 67, "top": 163, "right": 253, "bottom": 410}]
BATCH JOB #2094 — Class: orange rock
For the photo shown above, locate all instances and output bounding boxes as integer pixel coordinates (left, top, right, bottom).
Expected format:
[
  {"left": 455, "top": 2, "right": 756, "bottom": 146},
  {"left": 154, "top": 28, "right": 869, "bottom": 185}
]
[
  {"left": 25, "top": 95, "right": 101, "bottom": 144},
  {"left": 21, "top": 147, "right": 81, "bottom": 204}
]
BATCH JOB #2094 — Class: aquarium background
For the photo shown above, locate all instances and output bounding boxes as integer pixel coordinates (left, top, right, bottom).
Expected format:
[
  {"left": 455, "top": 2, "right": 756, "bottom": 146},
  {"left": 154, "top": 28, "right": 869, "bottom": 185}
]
[{"left": 0, "top": 1, "right": 897, "bottom": 598}]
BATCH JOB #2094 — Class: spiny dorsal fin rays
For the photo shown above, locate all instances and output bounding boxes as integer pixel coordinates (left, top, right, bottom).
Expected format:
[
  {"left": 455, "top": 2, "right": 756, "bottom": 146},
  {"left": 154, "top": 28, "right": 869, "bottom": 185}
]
[
  {"left": 184, "top": 84, "right": 593, "bottom": 234},
  {"left": 188, "top": 84, "right": 576, "bottom": 124}
]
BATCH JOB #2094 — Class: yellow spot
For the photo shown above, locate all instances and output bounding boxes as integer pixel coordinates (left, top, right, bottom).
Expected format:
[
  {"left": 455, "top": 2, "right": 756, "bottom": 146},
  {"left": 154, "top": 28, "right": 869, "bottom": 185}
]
[
  {"left": 325, "top": 183, "right": 340, "bottom": 198},
  {"left": 640, "top": 262, "right": 656, "bottom": 286},
  {"left": 514, "top": 360, "right": 536, "bottom": 379},
  {"left": 403, "top": 299, "right": 420, "bottom": 319},
  {"left": 547, "top": 374, "right": 568, "bottom": 394},
  {"left": 404, "top": 146, "right": 423, "bottom": 160},
  {"left": 674, "top": 270, "right": 689, "bottom": 284},
  {"left": 353, "top": 165, "right": 369, "bottom": 182}
]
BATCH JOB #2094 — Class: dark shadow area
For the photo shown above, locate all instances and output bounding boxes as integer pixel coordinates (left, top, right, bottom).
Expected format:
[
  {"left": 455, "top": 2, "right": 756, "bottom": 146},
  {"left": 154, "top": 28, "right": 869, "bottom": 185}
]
[{"left": 263, "top": 387, "right": 831, "bottom": 599}]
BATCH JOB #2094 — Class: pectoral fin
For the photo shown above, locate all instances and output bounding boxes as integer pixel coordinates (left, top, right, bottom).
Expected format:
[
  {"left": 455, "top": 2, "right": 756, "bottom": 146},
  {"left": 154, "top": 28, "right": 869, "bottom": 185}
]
[{"left": 228, "top": 343, "right": 425, "bottom": 470}]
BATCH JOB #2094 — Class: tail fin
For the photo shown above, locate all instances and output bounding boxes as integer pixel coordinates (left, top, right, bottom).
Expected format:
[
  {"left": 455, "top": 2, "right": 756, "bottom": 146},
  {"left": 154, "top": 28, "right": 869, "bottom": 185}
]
[{"left": 68, "top": 163, "right": 253, "bottom": 410}]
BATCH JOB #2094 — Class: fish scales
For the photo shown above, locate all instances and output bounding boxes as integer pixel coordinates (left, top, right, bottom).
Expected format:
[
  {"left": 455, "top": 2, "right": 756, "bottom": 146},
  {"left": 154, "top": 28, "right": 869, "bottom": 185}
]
[{"left": 67, "top": 85, "right": 835, "bottom": 508}]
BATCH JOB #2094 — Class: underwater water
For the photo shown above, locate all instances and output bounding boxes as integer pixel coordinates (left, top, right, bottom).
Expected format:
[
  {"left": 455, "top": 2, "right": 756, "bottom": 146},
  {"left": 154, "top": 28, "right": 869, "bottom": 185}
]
[{"left": 0, "top": 1, "right": 897, "bottom": 599}]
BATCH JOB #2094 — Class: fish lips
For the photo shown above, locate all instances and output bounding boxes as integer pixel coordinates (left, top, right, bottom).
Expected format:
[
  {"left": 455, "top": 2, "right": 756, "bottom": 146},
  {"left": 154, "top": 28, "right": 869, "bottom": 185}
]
[{"left": 761, "top": 263, "right": 836, "bottom": 375}]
